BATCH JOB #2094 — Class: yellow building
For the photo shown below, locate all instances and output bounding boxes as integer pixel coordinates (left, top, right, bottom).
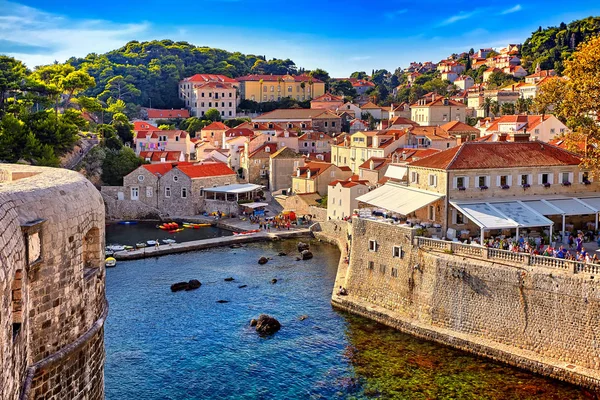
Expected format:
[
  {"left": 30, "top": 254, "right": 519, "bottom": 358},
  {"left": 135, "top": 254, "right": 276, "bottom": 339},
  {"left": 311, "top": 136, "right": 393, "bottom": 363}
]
[{"left": 236, "top": 74, "right": 326, "bottom": 103}]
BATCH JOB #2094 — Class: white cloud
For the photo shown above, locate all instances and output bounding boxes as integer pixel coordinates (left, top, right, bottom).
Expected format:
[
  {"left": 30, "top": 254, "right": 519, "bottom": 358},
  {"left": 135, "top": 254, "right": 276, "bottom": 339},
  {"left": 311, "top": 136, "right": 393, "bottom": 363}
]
[
  {"left": 384, "top": 9, "right": 408, "bottom": 20},
  {"left": 500, "top": 4, "right": 522, "bottom": 15},
  {"left": 0, "top": 1, "right": 150, "bottom": 67},
  {"left": 439, "top": 10, "right": 479, "bottom": 26}
]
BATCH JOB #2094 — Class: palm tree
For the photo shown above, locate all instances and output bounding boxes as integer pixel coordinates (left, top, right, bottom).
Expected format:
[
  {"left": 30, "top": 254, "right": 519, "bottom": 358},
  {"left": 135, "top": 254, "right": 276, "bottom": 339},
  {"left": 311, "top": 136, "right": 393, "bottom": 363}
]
[
  {"left": 277, "top": 77, "right": 283, "bottom": 100},
  {"left": 483, "top": 97, "right": 492, "bottom": 117},
  {"left": 308, "top": 79, "right": 314, "bottom": 100},
  {"left": 490, "top": 100, "right": 500, "bottom": 116},
  {"left": 259, "top": 79, "right": 264, "bottom": 103}
]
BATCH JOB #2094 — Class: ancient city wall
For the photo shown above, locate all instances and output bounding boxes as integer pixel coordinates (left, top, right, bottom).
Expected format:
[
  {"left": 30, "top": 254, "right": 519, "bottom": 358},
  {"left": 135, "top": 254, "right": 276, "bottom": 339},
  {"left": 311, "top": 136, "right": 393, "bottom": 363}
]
[
  {"left": 0, "top": 164, "right": 107, "bottom": 400},
  {"left": 332, "top": 218, "right": 600, "bottom": 390}
]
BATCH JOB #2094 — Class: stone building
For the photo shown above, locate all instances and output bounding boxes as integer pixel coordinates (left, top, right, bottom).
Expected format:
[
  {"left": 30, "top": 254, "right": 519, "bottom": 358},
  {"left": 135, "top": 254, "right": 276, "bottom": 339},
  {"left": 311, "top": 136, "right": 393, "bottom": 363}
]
[
  {"left": 200, "top": 121, "right": 229, "bottom": 147},
  {"left": 240, "top": 142, "right": 278, "bottom": 186},
  {"left": 358, "top": 141, "right": 600, "bottom": 242},
  {"left": 269, "top": 147, "right": 305, "bottom": 193},
  {"left": 292, "top": 161, "right": 352, "bottom": 195},
  {"left": 327, "top": 176, "right": 371, "bottom": 220},
  {"left": 134, "top": 130, "right": 196, "bottom": 161},
  {"left": 410, "top": 96, "right": 467, "bottom": 126},
  {"left": 101, "top": 162, "right": 238, "bottom": 219},
  {"left": 0, "top": 164, "right": 106, "bottom": 400},
  {"left": 253, "top": 109, "right": 342, "bottom": 135}
]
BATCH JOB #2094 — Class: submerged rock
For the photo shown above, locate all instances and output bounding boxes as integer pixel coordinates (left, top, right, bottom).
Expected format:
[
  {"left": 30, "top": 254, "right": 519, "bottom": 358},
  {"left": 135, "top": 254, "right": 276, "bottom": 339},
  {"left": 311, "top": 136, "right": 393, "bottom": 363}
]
[
  {"left": 271, "top": 278, "right": 278, "bottom": 284},
  {"left": 255, "top": 314, "right": 281, "bottom": 335},
  {"left": 258, "top": 257, "right": 269, "bottom": 265},
  {"left": 299, "top": 315, "right": 308, "bottom": 321},
  {"left": 170, "top": 282, "right": 189, "bottom": 292},
  {"left": 297, "top": 242, "right": 310, "bottom": 252},
  {"left": 278, "top": 252, "right": 287, "bottom": 256},
  {"left": 250, "top": 319, "right": 258, "bottom": 327},
  {"left": 186, "top": 279, "right": 202, "bottom": 290},
  {"left": 216, "top": 300, "right": 229, "bottom": 303},
  {"left": 238, "top": 284, "right": 248, "bottom": 289},
  {"left": 224, "top": 277, "right": 235, "bottom": 282},
  {"left": 301, "top": 250, "right": 313, "bottom": 260}
]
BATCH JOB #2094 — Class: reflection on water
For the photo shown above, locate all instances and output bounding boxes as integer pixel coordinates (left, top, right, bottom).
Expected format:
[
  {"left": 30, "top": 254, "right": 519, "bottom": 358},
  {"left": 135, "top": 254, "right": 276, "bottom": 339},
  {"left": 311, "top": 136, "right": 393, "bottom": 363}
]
[
  {"left": 104, "top": 240, "right": 589, "bottom": 400},
  {"left": 105, "top": 221, "right": 232, "bottom": 246}
]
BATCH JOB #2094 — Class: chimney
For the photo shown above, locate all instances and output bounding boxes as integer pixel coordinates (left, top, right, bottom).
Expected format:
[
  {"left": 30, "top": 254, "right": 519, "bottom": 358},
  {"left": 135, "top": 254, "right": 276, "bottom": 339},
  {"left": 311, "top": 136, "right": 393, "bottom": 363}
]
[
  {"left": 370, "top": 160, "right": 375, "bottom": 170},
  {"left": 498, "top": 133, "right": 508, "bottom": 142},
  {"left": 307, "top": 169, "right": 311, "bottom": 178},
  {"left": 402, "top": 151, "right": 408, "bottom": 161}
]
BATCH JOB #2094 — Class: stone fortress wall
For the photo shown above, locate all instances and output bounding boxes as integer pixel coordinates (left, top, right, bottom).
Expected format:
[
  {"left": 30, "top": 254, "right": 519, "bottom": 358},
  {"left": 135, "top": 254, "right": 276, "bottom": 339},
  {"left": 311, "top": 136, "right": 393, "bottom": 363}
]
[
  {"left": 324, "top": 218, "right": 600, "bottom": 390},
  {"left": 0, "top": 164, "right": 107, "bottom": 400}
]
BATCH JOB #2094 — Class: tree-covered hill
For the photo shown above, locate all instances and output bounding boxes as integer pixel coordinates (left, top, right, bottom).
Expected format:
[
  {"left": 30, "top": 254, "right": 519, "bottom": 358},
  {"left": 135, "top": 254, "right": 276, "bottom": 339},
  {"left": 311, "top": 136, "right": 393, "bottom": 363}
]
[
  {"left": 68, "top": 39, "right": 300, "bottom": 110},
  {"left": 521, "top": 16, "right": 600, "bottom": 73}
]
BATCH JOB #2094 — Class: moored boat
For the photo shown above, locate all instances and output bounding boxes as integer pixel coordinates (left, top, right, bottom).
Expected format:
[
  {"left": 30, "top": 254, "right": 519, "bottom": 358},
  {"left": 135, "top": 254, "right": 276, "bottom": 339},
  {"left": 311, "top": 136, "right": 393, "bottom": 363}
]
[{"left": 105, "top": 257, "right": 117, "bottom": 267}]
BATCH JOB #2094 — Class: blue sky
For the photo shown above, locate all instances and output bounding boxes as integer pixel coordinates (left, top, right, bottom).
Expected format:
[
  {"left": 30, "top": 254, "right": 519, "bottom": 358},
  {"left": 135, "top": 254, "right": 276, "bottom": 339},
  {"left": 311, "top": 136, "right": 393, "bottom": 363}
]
[{"left": 1, "top": 0, "right": 599, "bottom": 76}]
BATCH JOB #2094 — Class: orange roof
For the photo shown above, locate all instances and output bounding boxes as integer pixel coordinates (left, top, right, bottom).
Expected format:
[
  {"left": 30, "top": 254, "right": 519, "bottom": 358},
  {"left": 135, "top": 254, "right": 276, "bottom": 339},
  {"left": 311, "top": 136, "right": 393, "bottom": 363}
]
[
  {"left": 361, "top": 101, "right": 381, "bottom": 109},
  {"left": 392, "top": 148, "right": 441, "bottom": 163},
  {"left": 329, "top": 177, "right": 370, "bottom": 188},
  {"left": 249, "top": 143, "right": 279, "bottom": 158},
  {"left": 202, "top": 122, "right": 229, "bottom": 131},
  {"left": 408, "top": 141, "right": 581, "bottom": 170},
  {"left": 311, "top": 92, "right": 343, "bottom": 102},
  {"left": 134, "top": 121, "right": 157, "bottom": 131},
  {"left": 146, "top": 108, "right": 190, "bottom": 119},
  {"left": 139, "top": 151, "right": 183, "bottom": 162},
  {"left": 141, "top": 162, "right": 194, "bottom": 176},
  {"left": 359, "top": 157, "right": 389, "bottom": 170},
  {"left": 225, "top": 128, "right": 255, "bottom": 138},
  {"left": 389, "top": 117, "right": 418, "bottom": 127},
  {"left": 181, "top": 74, "right": 237, "bottom": 83},
  {"left": 440, "top": 121, "right": 480, "bottom": 134},
  {"left": 484, "top": 115, "right": 553, "bottom": 132},
  {"left": 296, "top": 162, "right": 334, "bottom": 179},
  {"left": 176, "top": 163, "right": 236, "bottom": 179},
  {"left": 193, "top": 81, "right": 236, "bottom": 90},
  {"left": 409, "top": 126, "right": 453, "bottom": 140}
]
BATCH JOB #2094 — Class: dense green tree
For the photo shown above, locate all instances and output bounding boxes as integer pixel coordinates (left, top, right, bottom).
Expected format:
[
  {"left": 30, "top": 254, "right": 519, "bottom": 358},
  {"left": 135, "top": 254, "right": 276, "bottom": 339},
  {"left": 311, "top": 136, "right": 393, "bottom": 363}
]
[
  {"left": 0, "top": 56, "right": 28, "bottom": 113},
  {"left": 308, "top": 68, "right": 330, "bottom": 84},
  {"left": 330, "top": 80, "right": 357, "bottom": 98},
  {"left": 98, "top": 75, "right": 141, "bottom": 103},
  {"left": 101, "top": 147, "right": 143, "bottom": 186},
  {"left": 486, "top": 71, "right": 516, "bottom": 89},
  {"left": 501, "top": 102, "right": 516, "bottom": 115},
  {"left": 350, "top": 71, "right": 367, "bottom": 79},
  {"left": 205, "top": 108, "right": 221, "bottom": 122}
]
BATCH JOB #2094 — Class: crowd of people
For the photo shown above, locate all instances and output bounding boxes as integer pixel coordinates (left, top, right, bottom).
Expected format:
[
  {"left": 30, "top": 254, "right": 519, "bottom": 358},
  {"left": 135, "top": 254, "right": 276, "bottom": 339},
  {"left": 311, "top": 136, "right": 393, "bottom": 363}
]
[{"left": 482, "top": 232, "right": 600, "bottom": 264}]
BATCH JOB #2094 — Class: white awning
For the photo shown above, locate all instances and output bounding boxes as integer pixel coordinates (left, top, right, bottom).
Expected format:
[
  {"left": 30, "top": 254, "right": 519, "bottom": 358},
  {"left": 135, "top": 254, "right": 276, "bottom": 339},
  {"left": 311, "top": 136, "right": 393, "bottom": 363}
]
[
  {"left": 547, "top": 199, "right": 596, "bottom": 216},
  {"left": 490, "top": 201, "right": 554, "bottom": 228},
  {"left": 204, "top": 183, "right": 263, "bottom": 194},
  {"left": 451, "top": 202, "right": 518, "bottom": 230},
  {"left": 356, "top": 183, "right": 443, "bottom": 215},
  {"left": 521, "top": 200, "right": 563, "bottom": 216},
  {"left": 384, "top": 165, "right": 407, "bottom": 180},
  {"left": 575, "top": 197, "right": 600, "bottom": 213},
  {"left": 242, "top": 202, "right": 269, "bottom": 209}
]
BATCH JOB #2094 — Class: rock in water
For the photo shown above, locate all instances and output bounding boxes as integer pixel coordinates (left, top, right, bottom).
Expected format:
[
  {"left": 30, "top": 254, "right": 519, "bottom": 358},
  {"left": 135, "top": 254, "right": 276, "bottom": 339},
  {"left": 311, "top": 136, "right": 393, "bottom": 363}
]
[
  {"left": 278, "top": 252, "right": 287, "bottom": 256},
  {"left": 170, "top": 282, "right": 189, "bottom": 292},
  {"left": 224, "top": 277, "right": 235, "bottom": 282},
  {"left": 258, "top": 257, "right": 268, "bottom": 265},
  {"left": 255, "top": 314, "right": 281, "bottom": 335},
  {"left": 238, "top": 285, "right": 248, "bottom": 289},
  {"left": 216, "top": 300, "right": 229, "bottom": 303},
  {"left": 297, "top": 242, "right": 310, "bottom": 252},
  {"left": 271, "top": 278, "right": 278, "bottom": 284},
  {"left": 250, "top": 319, "right": 258, "bottom": 327},
  {"left": 301, "top": 250, "right": 313, "bottom": 260},
  {"left": 299, "top": 315, "right": 308, "bottom": 321},
  {"left": 186, "top": 279, "right": 201, "bottom": 290}
]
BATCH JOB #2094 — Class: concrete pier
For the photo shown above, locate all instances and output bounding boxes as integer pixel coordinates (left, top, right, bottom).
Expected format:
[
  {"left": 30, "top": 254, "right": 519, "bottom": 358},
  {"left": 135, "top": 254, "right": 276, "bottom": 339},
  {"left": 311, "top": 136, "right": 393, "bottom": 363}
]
[{"left": 112, "top": 229, "right": 311, "bottom": 261}]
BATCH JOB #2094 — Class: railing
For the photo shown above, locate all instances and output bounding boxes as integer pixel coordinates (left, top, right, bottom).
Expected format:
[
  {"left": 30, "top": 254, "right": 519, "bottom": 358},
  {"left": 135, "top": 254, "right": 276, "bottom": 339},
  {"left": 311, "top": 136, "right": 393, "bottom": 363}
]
[{"left": 416, "top": 236, "right": 595, "bottom": 275}]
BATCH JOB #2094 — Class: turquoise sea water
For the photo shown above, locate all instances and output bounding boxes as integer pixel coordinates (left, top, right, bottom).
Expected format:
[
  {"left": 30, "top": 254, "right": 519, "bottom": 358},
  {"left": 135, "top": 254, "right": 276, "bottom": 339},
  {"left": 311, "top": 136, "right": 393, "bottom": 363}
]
[{"left": 104, "top": 240, "right": 589, "bottom": 399}]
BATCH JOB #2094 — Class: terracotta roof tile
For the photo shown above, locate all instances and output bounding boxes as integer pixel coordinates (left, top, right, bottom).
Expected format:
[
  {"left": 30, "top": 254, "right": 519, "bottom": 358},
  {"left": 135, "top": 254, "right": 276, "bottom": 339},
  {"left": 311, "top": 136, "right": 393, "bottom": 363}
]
[
  {"left": 176, "top": 163, "right": 236, "bottom": 179},
  {"left": 408, "top": 141, "right": 581, "bottom": 170},
  {"left": 146, "top": 108, "right": 190, "bottom": 119}
]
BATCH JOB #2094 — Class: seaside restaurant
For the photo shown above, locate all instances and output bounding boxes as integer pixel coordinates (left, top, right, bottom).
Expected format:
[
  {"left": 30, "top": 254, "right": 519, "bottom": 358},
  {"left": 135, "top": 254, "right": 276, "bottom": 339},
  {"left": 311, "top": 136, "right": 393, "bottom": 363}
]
[
  {"left": 203, "top": 183, "right": 264, "bottom": 202},
  {"left": 357, "top": 182, "right": 600, "bottom": 245}
]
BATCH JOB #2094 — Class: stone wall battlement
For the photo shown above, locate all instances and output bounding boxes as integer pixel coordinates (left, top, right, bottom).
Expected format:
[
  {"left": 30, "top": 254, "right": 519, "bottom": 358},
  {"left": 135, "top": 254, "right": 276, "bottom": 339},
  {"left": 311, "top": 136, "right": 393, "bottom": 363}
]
[
  {"left": 0, "top": 164, "right": 107, "bottom": 400},
  {"left": 334, "top": 217, "right": 600, "bottom": 390}
]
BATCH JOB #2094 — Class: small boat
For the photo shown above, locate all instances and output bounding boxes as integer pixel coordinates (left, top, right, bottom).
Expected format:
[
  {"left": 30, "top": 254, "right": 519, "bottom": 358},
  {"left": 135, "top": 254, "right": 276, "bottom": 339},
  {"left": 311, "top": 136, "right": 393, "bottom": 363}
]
[
  {"left": 162, "top": 239, "right": 176, "bottom": 244},
  {"left": 105, "top": 257, "right": 117, "bottom": 268},
  {"left": 105, "top": 250, "right": 115, "bottom": 257},
  {"left": 136, "top": 242, "right": 147, "bottom": 248},
  {"left": 158, "top": 222, "right": 179, "bottom": 230},
  {"left": 169, "top": 228, "right": 184, "bottom": 233},
  {"left": 146, "top": 240, "right": 158, "bottom": 246},
  {"left": 233, "top": 229, "right": 260, "bottom": 236},
  {"left": 106, "top": 245, "right": 125, "bottom": 252},
  {"left": 123, "top": 245, "right": 134, "bottom": 251},
  {"left": 118, "top": 221, "right": 138, "bottom": 225}
]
